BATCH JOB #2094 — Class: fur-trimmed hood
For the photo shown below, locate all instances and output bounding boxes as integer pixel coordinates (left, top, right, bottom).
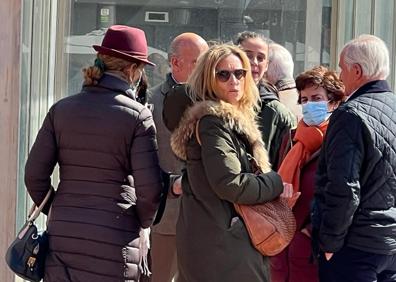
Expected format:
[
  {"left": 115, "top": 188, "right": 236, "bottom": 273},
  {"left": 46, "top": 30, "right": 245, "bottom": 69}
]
[{"left": 170, "top": 100, "right": 271, "bottom": 173}]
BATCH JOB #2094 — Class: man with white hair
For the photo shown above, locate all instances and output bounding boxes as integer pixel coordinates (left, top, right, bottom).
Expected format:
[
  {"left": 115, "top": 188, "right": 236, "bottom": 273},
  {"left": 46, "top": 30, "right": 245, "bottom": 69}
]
[
  {"left": 267, "top": 43, "right": 302, "bottom": 120},
  {"left": 312, "top": 34, "right": 396, "bottom": 281}
]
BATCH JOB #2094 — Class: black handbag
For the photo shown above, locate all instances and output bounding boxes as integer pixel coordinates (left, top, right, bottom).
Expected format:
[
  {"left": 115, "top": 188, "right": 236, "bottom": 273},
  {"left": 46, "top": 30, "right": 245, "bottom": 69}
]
[{"left": 5, "top": 190, "right": 52, "bottom": 282}]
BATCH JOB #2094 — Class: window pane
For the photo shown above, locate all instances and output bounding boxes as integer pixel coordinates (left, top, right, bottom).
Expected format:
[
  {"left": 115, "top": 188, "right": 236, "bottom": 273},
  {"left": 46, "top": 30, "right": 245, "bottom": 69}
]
[
  {"left": 18, "top": 0, "right": 58, "bottom": 230},
  {"left": 63, "top": 0, "right": 332, "bottom": 95},
  {"left": 374, "top": 0, "right": 393, "bottom": 50},
  {"left": 321, "top": 0, "right": 332, "bottom": 67},
  {"left": 337, "top": 0, "right": 354, "bottom": 48},
  {"left": 355, "top": 0, "right": 372, "bottom": 35},
  {"left": 374, "top": 0, "right": 394, "bottom": 85},
  {"left": 18, "top": 0, "right": 34, "bottom": 231}
]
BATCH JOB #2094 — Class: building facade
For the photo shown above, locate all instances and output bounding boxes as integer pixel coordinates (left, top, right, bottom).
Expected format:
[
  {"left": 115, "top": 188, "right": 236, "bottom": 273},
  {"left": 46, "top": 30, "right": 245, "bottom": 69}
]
[{"left": 1, "top": 0, "right": 395, "bottom": 280}]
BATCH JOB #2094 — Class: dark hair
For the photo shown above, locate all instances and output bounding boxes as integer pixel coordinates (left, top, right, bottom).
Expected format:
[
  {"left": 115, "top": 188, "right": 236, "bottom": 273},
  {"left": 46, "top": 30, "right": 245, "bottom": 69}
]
[
  {"left": 235, "top": 31, "right": 271, "bottom": 46},
  {"left": 295, "top": 66, "right": 345, "bottom": 104}
]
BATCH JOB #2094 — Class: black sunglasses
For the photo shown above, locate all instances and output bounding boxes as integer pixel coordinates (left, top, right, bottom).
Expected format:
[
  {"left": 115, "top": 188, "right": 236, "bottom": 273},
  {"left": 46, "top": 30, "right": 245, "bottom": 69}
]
[{"left": 216, "top": 69, "right": 247, "bottom": 82}]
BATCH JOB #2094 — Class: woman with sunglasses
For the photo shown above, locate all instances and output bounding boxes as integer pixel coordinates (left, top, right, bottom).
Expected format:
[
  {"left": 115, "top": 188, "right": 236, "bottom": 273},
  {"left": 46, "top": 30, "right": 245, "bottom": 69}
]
[
  {"left": 170, "top": 44, "right": 284, "bottom": 282},
  {"left": 236, "top": 31, "right": 296, "bottom": 170},
  {"left": 270, "top": 66, "right": 345, "bottom": 282}
]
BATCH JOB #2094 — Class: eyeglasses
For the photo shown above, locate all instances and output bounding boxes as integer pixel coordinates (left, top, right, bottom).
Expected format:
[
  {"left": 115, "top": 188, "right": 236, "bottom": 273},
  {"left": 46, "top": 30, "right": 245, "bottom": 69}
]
[{"left": 216, "top": 69, "right": 247, "bottom": 82}]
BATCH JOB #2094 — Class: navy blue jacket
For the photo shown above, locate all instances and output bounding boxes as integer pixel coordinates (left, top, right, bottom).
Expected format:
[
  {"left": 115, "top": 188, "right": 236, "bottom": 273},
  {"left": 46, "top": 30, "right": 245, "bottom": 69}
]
[{"left": 313, "top": 80, "right": 396, "bottom": 255}]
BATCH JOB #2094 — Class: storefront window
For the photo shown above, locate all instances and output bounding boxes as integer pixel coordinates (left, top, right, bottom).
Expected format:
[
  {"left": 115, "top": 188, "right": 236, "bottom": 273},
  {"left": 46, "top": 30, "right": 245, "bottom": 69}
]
[
  {"left": 17, "top": 0, "right": 58, "bottom": 230},
  {"left": 16, "top": 0, "right": 334, "bottom": 237},
  {"left": 355, "top": 0, "right": 372, "bottom": 35},
  {"left": 17, "top": 0, "right": 34, "bottom": 231},
  {"left": 63, "top": 0, "right": 332, "bottom": 96},
  {"left": 16, "top": 0, "right": 396, "bottom": 250},
  {"left": 336, "top": 0, "right": 395, "bottom": 88},
  {"left": 374, "top": 0, "right": 394, "bottom": 88}
]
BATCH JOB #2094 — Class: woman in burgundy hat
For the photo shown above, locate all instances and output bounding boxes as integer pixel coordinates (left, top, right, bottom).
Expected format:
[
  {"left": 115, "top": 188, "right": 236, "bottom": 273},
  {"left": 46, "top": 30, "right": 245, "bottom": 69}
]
[{"left": 24, "top": 25, "right": 163, "bottom": 281}]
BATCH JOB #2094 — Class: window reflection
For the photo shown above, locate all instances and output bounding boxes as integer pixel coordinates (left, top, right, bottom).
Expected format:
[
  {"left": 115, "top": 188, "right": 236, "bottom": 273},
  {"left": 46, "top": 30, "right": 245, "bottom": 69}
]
[{"left": 64, "top": 0, "right": 331, "bottom": 95}]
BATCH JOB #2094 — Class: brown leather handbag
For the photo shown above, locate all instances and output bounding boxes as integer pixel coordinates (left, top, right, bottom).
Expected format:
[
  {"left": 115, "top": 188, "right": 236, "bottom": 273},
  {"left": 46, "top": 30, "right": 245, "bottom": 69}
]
[
  {"left": 195, "top": 121, "right": 296, "bottom": 256},
  {"left": 234, "top": 198, "right": 296, "bottom": 256}
]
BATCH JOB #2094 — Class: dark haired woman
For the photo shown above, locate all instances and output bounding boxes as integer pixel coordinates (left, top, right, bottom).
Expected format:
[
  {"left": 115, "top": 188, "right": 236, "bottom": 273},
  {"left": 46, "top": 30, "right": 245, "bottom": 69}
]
[{"left": 270, "top": 66, "right": 345, "bottom": 282}]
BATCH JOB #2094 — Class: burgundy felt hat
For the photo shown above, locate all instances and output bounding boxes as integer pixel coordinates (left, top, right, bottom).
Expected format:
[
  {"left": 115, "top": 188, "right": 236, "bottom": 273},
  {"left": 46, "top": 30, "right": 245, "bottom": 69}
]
[{"left": 93, "top": 25, "right": 155, "bottom": 66}]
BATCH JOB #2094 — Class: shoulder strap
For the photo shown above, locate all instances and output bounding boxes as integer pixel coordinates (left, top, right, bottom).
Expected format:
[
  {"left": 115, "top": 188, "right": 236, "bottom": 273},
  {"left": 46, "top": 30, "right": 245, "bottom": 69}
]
[{"left": 27, "top": 189, "right": 53, "bottom": 222}]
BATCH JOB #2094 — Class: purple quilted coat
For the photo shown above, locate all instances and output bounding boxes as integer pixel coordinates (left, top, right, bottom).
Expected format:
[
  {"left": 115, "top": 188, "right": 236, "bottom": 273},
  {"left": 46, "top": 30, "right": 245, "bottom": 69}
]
[{"left": 25, "top": 73, "right": 162, "bottom": 282}]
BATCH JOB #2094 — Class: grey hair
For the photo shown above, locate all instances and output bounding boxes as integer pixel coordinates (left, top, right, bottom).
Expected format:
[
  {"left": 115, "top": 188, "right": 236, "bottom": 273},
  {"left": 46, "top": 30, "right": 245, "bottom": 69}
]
[
  {"left": 342, "top": 34, "right": 389, "bottom": 80},
  {"left": 266, "top": 43, "right": 294, "bottom": 84}
]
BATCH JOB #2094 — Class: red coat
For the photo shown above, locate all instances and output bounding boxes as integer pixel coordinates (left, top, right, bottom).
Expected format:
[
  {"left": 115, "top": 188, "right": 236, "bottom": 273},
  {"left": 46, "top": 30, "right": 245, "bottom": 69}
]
[{"left": 270, "top": 151, "right": 320, "bottom": 282}]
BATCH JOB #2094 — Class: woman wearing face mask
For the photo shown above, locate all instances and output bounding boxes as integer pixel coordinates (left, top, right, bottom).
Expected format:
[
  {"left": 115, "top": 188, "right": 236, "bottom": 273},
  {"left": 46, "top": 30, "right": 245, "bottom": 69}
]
[
  {"left": 24, "top": 25, "right": 163, "bottom": 281},
  {"left": 270, "top": 66, "right": 345, "bottom": 282}
]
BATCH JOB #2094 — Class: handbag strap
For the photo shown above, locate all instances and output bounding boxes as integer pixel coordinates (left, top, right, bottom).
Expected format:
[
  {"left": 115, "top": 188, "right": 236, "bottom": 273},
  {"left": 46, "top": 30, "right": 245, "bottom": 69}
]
[{"left": 27, "top": 189, "right": 53, "bottom": 222}]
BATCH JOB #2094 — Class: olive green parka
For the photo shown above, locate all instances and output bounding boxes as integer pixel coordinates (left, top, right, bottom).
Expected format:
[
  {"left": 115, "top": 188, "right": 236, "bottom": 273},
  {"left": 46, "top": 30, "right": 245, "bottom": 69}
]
[{"left": 171, "top": 100, "right": 284, "bottom": 282}]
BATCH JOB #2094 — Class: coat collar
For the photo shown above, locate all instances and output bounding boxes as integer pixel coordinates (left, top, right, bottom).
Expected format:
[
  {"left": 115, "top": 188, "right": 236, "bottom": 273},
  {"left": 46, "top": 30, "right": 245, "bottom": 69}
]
[
  {"left": 275, "top": 79, "right": 296, "bottom": 91},
  {"left": 171, "top": 100, "right": 272, "bottom": 172},
  {"left": 258, "top": 81, "right": 279, "bottom": 102},
  {"left": 160, "top": 73, "right": 177, "bottom": 96},
  {"left": 83, "top": 72, "right": 136, "bottom": 99},
  {"left": 348, "top": 80, "right": 392, "bottom": 102}
]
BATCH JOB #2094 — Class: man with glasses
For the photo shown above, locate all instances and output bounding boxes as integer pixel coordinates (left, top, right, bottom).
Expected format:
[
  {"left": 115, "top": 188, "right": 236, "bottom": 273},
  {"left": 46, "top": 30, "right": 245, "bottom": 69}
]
[{"left": 236, "top": 31, "right": 296, "bottom": 170}]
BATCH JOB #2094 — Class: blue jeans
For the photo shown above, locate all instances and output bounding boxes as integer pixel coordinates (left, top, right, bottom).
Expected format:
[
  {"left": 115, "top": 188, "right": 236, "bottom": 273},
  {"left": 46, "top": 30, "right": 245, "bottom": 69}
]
[{"left": 318, "top": 246, "right": 396, "bottom": 282}]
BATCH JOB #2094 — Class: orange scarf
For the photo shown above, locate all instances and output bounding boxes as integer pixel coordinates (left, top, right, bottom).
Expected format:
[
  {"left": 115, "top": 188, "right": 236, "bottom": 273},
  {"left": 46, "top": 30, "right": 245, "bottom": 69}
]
[{"left": 278, "top": 120, "right": 329, "bottom": 194}]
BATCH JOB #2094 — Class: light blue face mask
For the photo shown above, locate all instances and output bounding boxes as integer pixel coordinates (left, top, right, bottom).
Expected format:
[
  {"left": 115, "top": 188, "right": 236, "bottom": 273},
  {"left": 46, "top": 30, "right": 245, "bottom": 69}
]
[{"left": 302, "top": 101, "right": 330, "bottom": 126}]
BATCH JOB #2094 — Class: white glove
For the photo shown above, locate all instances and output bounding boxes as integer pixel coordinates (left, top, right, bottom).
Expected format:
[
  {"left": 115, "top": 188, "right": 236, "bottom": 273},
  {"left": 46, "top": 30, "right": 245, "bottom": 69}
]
[{"left": 138, "top": 227, "right": 151, "bottom": 276}]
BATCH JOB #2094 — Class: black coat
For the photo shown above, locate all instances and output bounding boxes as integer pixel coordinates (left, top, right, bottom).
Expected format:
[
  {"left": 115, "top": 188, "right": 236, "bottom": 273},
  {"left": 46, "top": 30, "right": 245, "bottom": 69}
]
[
  {"left": 25, "top": 73, "right": 163, "bottom": 281},
  {"left": 313, "top": 80, "right": 396, "bottom": 255}
]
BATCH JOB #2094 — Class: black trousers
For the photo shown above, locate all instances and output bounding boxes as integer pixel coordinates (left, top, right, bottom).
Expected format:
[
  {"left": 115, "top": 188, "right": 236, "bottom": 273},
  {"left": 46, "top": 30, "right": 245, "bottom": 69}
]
[{"left": 318, "top": 246, "right": 396, "bottom": 282}]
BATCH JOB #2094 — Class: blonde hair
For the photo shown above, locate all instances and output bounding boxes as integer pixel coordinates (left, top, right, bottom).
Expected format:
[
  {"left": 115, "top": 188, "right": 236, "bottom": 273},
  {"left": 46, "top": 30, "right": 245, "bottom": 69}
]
[
  {"left": 187, "top": 44, "right": 259, "bottom": 119},
  {"left": 83, "top": 54, "right": 141, "bottom": 86}
]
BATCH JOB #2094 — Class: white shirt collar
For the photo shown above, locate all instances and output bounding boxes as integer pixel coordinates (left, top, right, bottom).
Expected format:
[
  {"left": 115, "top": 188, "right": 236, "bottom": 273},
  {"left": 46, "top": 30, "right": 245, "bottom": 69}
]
[
  {"left": 344, "top": 88, "right": 358, "bottom": 102},
  {"left": 171, "top": 73, "right": 181, "bottom": 84}
]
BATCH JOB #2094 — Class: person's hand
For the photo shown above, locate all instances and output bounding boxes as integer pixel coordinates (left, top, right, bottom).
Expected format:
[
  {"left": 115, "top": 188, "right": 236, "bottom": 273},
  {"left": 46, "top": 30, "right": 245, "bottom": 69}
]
[
  {"left": 325, "top": 252, "right": 333, "bottom": 261},
  {"left": 118, "top": 175, "right": 137, "bottom": 210},
  {"left": 172, "top": 176, "right": 183, "bottom": 196},
  {"left": 301, "top": 227, "right": 311, "bottom": 238},
  {"left": 280, "top": 182, "right": 293, "bottom": 197},
  {"left": 280, "top": 182, "right": 301, "bottom": 208}
]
